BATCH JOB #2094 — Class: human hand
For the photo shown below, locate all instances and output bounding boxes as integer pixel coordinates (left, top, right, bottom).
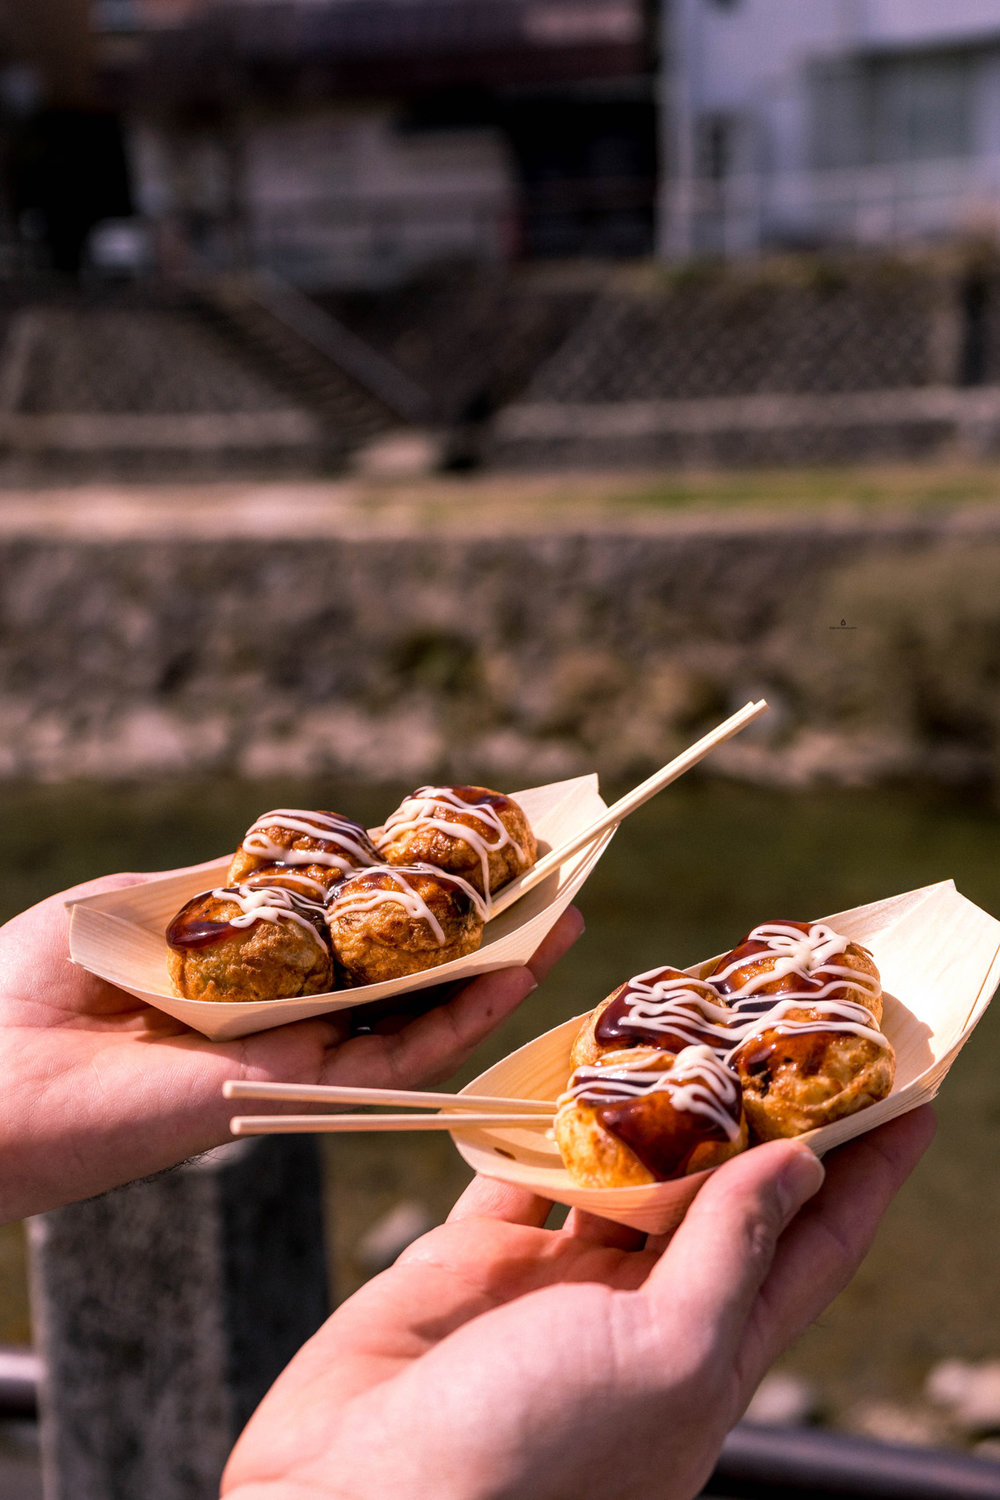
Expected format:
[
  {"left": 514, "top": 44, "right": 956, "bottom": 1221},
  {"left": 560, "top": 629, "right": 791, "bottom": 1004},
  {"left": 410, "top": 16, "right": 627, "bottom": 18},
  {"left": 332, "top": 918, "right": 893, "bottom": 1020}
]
[
  {"left": 0, "top": 868, "right": 583, "bottom": 1222},
  {"left": 223, "top": 1106, "right": 934, "bottom": 1500}
]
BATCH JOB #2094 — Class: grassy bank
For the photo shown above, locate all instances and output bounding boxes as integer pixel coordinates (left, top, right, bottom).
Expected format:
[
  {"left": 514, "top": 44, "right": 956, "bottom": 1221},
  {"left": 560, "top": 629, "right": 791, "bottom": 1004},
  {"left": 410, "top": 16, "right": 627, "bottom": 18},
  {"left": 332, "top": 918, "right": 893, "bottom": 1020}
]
[
  {"left": 348, "top": 459, "right": 1000, "bottom": 525},
  {"left": 4, "top": 460, "right": 1000, "bottom": 540}
]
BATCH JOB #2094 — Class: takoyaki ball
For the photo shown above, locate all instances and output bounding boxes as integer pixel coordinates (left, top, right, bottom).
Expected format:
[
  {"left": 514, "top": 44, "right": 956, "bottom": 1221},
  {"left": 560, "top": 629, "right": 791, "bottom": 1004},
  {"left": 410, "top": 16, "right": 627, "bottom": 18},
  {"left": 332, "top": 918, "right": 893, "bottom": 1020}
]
[
  {"left": 730, "top": 1007, "right": 895, "bottom": 1141},
  {"left": 326, "top": 864, "right": 486, "bottom": 987},
  {"left": 376, "top": 785, "right": 537, "bottom": 899},
  {"left": 554, "top": 1046, "right": 747, "bottom": 1189},
  {"left": 242, "top": 860, "right": 339, "bottom": 904},
  {"left": 228, "top": 809, "right": 379, "bottom": 890},
  {"left": 570, "top": 967, "right": 734, "bottom": 1070},
  {"left": 706, "top": 920, "right": 883, "bottom": 1027},
  {"left": 166, "top": 885, "right": 334, "bottom": 1003}
]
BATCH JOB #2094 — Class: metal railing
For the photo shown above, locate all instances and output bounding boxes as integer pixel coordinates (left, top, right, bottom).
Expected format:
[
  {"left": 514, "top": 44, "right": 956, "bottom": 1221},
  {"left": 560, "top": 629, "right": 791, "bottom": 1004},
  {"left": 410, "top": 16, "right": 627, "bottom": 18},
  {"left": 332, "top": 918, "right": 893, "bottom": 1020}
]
[
  {"left": 214, "top": 0, "right": 646, "bottom": 59},
  {"left": 248, "top": 189, "right": 517, "bottom": 289},
  {"left": 667, "top": 155, "right": 1000, "bottom": 258},
  {"left": 705, "top": 1422, "right": 1000, "bottom": 1498},
  {"left": 0, "top": 1347, "right": 40, "bottom": 1420},
  {"left": 6, "top": 1343, "right": 1000, "bottom": 1499}
]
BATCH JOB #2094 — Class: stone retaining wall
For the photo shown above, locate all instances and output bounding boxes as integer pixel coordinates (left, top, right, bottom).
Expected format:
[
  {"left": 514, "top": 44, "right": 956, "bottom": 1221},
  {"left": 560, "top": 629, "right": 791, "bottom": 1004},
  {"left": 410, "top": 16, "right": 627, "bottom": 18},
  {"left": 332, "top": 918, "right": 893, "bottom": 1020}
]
[{"left": 4, "top": 509, "right": 1000, "bottom": 792}]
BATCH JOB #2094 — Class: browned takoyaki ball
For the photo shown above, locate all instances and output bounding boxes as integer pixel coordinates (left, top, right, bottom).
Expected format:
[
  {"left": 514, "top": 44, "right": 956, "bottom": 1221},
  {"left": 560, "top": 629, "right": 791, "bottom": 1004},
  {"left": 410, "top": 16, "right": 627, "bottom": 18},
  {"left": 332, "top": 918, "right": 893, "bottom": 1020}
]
[
  {"left": 570, "top": 968, "right": 733, "bottom": 1070},
  {"left": 729, "top": 1008, "right": 895, "bottom": 1141},
  {"left": 241, "top": 861, "right": 341, "bottom": 903},
  {"left": 166, "top": 887, "right": 333, "bottom": 1003},
  {"left": 326, "top": 864, "right": 485, "bottom": 987},
  {"left": 554, "top": 1047, "right": 747, "bottom": 1189},
  {"left": 705, "top": 920, "right": 884, "bottom": 1026},
  {"left": 228, "top": 809, "right": 378, "bottom": 891},
  {"left": 376, "top": 785, "right": 537, "bottom": 899}
]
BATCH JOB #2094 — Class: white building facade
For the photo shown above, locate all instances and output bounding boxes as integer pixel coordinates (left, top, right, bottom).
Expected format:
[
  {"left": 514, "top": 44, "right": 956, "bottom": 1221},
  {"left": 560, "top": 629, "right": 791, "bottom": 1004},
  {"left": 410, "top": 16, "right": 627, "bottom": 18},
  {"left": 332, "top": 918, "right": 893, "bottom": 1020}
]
[{"left": 662, "top": 0, "right": 1000, "bottom": 256}]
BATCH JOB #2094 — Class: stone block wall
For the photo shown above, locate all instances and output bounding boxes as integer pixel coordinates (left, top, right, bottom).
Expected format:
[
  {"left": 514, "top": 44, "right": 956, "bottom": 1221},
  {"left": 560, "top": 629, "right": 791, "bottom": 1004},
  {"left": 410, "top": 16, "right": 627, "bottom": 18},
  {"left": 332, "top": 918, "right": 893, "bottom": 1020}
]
[{"left": 3, "top": 511, "right": 1000, "bottom": 793}]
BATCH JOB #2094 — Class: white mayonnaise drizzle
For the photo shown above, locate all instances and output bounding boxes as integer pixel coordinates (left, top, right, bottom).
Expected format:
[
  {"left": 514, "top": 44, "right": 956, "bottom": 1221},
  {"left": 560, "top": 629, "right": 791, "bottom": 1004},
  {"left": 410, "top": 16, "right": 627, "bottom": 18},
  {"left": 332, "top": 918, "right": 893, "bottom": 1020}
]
[
  {"left": 726, "top": 996, "right": 893, "bottom": 1062},
  {"left": 328, "top": 863, "right": 488, "bottom": 946},
  {"left": 212, "top": 883, "right": 330, "bottom": 954},
  {"left": 713, "top": 922, "right": 882, "bottom": 1007},
  {"left": 559, "top": 926, "right": 891, "bottom": 1175},
  {"left": 380, "top": 786, "right": 528, "bottom": 901},
  {"left": 609, "top": 970, "right": 736, "bottom": 1049},
  {"left": 711, "top": 921, "right": 890, "bottom": 1055},
  {"left": 609, "top": 924, "right": 891, "bottom": 1063},
  {"left": 248, "top": 870, "right": 330, "bottom": 901},
  {"left": 241, "top": 809, "right": 376, "bottom": 874},
  {"left": 557, "top": 1045, "right": 743, "bottom": 1143}
]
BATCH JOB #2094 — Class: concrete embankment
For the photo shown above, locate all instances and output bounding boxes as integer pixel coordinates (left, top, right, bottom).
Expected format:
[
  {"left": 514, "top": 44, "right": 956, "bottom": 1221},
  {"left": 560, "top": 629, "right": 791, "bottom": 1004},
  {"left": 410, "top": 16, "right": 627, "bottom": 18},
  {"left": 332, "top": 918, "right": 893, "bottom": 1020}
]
[{"left": 3, "top": 486, "right": 1000, "bottom": 792}]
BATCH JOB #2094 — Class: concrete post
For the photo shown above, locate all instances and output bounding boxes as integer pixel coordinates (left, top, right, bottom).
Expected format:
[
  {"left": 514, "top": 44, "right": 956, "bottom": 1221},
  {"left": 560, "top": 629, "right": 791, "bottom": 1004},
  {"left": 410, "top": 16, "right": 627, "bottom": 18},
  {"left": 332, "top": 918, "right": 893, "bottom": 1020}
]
[{"left": 28, "top": 1136, "right": 330, "bottom": 1500}]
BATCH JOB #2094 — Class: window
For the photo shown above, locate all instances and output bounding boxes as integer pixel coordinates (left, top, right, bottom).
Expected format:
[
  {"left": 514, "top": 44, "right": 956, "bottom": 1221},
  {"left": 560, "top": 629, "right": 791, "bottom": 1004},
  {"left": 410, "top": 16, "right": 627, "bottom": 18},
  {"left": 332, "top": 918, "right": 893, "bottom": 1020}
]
[
  {"left": 698, "top": 113, "right": 736, "bottom": 180},
  {"left": 810, "top": 48, "right": 974, "bottom": 170},
  {"left": 872, "top": 52, "right": 973, "bottom": 163}
]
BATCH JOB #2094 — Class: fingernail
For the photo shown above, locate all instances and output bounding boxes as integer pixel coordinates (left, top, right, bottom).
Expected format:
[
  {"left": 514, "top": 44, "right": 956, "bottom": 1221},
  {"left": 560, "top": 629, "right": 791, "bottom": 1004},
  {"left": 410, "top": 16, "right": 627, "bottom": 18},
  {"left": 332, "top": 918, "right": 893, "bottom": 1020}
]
[
  {"left": 778, "top": 1147, "right": 825, "bottom": 1220},
  {"left": 564, "top": 906, "right": 586, "bottom": 938},
  {"left": 517, "top": 975, "right": 539, "bottom": 1000}
]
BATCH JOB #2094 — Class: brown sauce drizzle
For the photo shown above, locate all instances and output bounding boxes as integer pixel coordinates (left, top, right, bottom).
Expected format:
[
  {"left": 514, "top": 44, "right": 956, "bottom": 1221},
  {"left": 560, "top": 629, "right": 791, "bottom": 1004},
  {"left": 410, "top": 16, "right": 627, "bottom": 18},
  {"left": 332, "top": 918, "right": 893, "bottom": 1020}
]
[
  {"left": 736, "top": 1025, "right": 866, "bottom": 1085},
  {"left": 710, "top": 921, "right": 826, "bottom": 1002},
  {"left": 328, "top": 863, "right": 481, "bottom": 912},
  {"left": 327, "top": 862, "right": 487, "bottom": 946},
  {"left": 241, "top": 811, "right": 379, "bottom": 870},
  {"left": 597, "top": 1091, "right": 736, "bottom": 1182},
  {"left": 595, "top": 971, "right": 729, "bottom": 1053},
  {"left": 166, "top": 886, "right": 330, "bottom": 954},
  {"left": 429, "top": 784, "right": 511, "bottom": 812},
  {"left": 166, "top": 907, "right": 238, "bottom": 950}
]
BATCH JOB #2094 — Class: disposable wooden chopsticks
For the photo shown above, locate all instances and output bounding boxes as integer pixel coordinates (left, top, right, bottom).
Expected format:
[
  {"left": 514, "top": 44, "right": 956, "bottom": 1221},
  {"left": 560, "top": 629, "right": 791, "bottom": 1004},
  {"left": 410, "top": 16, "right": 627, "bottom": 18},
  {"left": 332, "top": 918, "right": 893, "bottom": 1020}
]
[
  {"left": 488, "top": 697, "right": 768, "bottom": 917},
  {"left": 222, "top": 1080, "right": 554, "bottom": 1111},
  {"left": 224, "top": 1079, "right": 557, "bottom": 1134},
  {"left": 230, "top": 1112, "right": 554, "bottom": 1136}
]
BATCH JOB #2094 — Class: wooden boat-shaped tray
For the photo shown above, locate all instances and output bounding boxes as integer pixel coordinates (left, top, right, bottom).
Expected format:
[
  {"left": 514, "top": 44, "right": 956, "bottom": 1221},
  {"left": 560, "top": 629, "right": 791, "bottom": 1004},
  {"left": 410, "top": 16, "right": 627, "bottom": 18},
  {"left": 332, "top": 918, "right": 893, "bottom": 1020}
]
[
  {"left": 451, "top": 880, "right": 1000, "bottom": 1234},
  {"left": 66, "top": 774, "right": 615, "bottom": 1041}
]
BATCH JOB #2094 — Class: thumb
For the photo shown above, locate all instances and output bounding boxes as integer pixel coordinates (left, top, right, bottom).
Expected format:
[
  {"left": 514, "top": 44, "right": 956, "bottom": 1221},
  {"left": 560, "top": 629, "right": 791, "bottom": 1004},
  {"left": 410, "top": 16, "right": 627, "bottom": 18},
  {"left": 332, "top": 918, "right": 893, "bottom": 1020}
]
[
  {"left": 643, "top": 1141, "right": 825, "bottom": 1373},
  {"left": 447, "top": 1173, "right": 553, "bottom": 1228}
]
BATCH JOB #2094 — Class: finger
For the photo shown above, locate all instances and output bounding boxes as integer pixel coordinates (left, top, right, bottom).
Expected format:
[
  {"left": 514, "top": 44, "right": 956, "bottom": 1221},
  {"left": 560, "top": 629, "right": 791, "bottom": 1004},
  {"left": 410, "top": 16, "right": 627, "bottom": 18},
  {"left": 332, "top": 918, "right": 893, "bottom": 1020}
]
[
  {"left": 357, "top": 983, "right": 467, "bottom": 1034},
  {"left": 327, "top": 965, "right": 539, "bottom": 1089},
  {"left": 2, "top": 871, "right": 152, "bottom": 953},
  {"left": 402, "top": 904, "right": 585, "bottom": 1018},
  {"left": 57, "top": 860, "right": 226, "bottom": 904},
  {"left": 642, "top": 1140, "right": 826, "bottom": 1371},
  {"left": 526, "top": 905, "right": 586, "bottom": 982},
  {"left": 57, "top": 871, "right": 153, "bottom": 903},
  {"left": 740, "top": 1106, "right": 935, "bottom": 1386},
  {"left": 642, "top": 1229, "right": 676, "bottom": 1258},
  {"left": 563, "top": 1207, "right": 648, "bottom": 1252},
  {"left": 2, "top": 866, "right": 233, "bottom": 1015},
  {"left": 325, "top": 907, "right": 586, "bottom": 1090},
  {"left": 352, "top": 905, "right": 587, "bottom": 1038},
  {"left": 447, "top": 1172, "right": 553, "bottom": 1229}
]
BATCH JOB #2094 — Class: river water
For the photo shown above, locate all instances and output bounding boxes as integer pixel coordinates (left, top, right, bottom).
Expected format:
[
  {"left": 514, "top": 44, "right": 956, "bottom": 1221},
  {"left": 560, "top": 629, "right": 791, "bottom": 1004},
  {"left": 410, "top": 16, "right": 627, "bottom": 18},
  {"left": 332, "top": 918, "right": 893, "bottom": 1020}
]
[{"left": 2, "top": 773, "right": 999, "bottom": 1425}]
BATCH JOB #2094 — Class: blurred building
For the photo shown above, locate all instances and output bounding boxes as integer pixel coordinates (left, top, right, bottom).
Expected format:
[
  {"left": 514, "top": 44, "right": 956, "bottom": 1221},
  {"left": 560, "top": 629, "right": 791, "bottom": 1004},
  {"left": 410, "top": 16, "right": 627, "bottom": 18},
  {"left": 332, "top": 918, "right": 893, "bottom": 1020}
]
[
  {"left": 11, "top": 1, "right": 1000, "bottom": 286},
  {"left": 79, "top": 0, "right": 658, "bottom": 287},
  {"left": 0, "top": 0, "right": 136, "bottom": 275},
  {"left": 664, "top": 0, "right": 1000, "bottom": 257}
]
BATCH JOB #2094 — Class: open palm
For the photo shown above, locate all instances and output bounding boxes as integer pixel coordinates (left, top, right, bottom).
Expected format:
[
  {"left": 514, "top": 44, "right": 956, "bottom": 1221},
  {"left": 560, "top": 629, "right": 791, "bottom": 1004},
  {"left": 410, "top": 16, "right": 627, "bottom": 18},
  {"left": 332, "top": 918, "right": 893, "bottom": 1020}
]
[
  {"left": 224, "top": 1108, "right": 933, "bottom": 1500},
  {"left": 0, "top": 869, "right": 583, "bottom": 1222}
]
